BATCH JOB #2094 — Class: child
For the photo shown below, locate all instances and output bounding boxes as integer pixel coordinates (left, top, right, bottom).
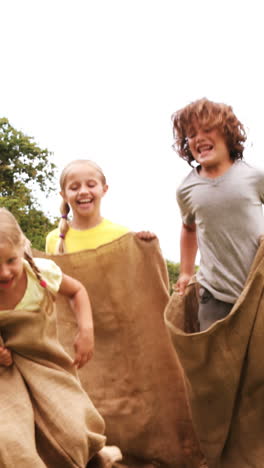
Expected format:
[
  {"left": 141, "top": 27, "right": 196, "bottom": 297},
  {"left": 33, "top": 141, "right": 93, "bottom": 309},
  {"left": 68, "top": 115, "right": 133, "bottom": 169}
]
[
  {"left": 172, "top": 97, "right": 264, "bottom": 331},
  {"left": 46, "top": 159, "right": 154, "bottom": 254},
  {"left": 0, "top": 207, "right": 121, "bottom": 467}
]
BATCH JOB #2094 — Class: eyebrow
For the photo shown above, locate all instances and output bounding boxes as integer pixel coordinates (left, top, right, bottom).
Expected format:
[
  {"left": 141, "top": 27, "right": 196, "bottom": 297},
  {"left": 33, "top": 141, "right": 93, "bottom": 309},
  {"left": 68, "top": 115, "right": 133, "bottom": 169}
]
[{"left": 70, "top": 178, "right": 97, "bottom": 183}]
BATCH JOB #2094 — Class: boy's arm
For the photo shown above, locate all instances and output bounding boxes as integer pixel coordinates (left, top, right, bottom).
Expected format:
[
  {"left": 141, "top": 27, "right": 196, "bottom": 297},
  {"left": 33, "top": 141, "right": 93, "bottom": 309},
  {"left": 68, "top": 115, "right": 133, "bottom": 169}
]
[
  {"left": 59, "top": 274, "right": 94, "bottom": 369},
  {"left": 175, "top": 222, "right": 198, "bottom": 296}
]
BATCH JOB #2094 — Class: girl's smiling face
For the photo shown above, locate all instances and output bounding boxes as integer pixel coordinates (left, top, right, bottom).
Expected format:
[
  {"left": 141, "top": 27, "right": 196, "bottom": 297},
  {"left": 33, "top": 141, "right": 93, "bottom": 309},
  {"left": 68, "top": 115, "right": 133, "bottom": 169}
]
[
  {"left": 61, "top": 162, "right": 108, "bottom": 226},
  {"left": 0, "top": 242, "right": 25, "bottom": 294}
]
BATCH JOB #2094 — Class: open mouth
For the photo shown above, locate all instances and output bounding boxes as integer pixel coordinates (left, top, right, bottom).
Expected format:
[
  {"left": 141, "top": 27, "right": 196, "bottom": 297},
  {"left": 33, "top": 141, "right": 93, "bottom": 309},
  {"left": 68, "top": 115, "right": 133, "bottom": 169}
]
[
  {"left": 77, "top": 199, "right": 93, "bottom": 205},
  {"left": 0, "top": 278, "right": 14, "bottom": 289},
  {"left": 197, "top": 144, "right": 213, "bottom": 155}
]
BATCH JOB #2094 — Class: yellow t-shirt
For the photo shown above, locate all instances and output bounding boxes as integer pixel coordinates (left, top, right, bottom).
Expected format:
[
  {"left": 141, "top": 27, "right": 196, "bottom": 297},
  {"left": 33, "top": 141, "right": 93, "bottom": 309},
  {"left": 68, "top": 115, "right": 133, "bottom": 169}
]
[
  {"left": 16, "top": 258, "right": 62, "bottom": 311},
  {"left": 45, "top": 218, "right": 129, "bottom": 254}
]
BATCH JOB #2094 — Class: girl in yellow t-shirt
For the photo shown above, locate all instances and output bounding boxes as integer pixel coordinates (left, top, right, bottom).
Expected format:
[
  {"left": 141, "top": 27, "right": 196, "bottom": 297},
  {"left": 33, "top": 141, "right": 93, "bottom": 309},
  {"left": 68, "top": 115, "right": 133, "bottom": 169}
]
[{"left": 45, "top": 159, "right": 154, "bottom": 254}]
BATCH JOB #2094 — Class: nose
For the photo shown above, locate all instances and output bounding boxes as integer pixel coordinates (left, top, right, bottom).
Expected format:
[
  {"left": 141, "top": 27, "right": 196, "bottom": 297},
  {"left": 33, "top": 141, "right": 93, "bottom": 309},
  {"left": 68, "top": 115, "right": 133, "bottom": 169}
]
[
  {"left": 0, "top": 264, "right": 11, "bottom": 279},
  {"left": 79, "top": 184, "right": 89, "bottom": 194},
  {"left": 195, "top": 128, "right": 206, "bottom": 141}
]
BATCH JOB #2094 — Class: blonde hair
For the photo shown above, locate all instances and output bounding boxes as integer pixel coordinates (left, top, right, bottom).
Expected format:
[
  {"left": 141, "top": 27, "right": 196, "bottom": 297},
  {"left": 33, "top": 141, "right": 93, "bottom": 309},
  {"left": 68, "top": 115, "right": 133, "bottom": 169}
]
[
  {"left": 172, "top": 97, "right": 246, "bottom": 165},
  {"left": 0, "top": 208, "right": 54, "bottom": 308},
  {"left": 57, "top": 160, "right": 107, "bottom": 254}
]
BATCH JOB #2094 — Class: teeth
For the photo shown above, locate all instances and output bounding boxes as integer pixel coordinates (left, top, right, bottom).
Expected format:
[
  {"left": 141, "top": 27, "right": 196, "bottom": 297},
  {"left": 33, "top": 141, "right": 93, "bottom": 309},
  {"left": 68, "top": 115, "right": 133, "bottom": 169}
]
[
  {"left": 198, "top": 145, "right": 212, "bottom": 153},
  {"left": 78, "top": 199, "right": 92, "bottom": 204}
]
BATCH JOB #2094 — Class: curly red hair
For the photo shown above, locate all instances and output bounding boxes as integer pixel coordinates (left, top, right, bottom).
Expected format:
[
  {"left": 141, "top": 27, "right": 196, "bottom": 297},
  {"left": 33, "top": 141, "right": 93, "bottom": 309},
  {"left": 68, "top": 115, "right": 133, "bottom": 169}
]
[{"left": 172, "top": 98, "right": 247, "bottom": 165}]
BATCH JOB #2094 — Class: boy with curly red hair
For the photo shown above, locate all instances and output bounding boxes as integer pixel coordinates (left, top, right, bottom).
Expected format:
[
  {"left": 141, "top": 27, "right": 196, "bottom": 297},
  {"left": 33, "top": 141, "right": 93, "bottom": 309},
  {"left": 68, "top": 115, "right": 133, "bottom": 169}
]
[{"left": 172, "top": 97, "right": 264, "bottom": 330}]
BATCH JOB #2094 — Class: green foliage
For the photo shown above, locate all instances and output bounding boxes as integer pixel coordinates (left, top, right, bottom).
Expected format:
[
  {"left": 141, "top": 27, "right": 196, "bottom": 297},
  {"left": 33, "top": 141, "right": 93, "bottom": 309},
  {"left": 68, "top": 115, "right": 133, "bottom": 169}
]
[
  {"left": 0, "top": 118, "right": 56, "bottom": 195},
  {"left": 166, "top": 260, "right": 180, "bottom": 294},
  {"left": 20, "top": 210, "right": 57, "bottom": 251},
  {"left": 0, "top": 196, "right": 57, "bottom": 250},
  {"left": 0, "top": 118, "right": 57, "bottom": 250},
  {"left": 166, "top": 260, "right": 199, "bottom": 294}
]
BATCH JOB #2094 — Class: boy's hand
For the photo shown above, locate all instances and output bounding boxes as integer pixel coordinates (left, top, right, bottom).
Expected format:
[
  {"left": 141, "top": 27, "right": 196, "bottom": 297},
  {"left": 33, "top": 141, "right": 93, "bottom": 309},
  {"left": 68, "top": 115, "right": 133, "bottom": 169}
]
[
  {"left": 0, "top": 346, "right": 13, "bottom": 367},
  {"left": 136, "top": 231, "right": 156, "bottom": 241},
  {"left": 73, "top": 329, "right": 94, "bottom": 369},
  {"left": 174, "top": 273, "right": 192, "bottom": 296}
]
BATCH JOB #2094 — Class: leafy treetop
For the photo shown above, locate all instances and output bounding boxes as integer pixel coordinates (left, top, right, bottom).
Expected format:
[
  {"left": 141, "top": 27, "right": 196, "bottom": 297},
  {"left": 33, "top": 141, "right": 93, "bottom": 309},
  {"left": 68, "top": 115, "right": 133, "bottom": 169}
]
[
  {"left": 0, "top": 117, "right": 56, "bottom": 196},
  {"left": 0, "top": 117, "right": 57, "bottom": 250}
]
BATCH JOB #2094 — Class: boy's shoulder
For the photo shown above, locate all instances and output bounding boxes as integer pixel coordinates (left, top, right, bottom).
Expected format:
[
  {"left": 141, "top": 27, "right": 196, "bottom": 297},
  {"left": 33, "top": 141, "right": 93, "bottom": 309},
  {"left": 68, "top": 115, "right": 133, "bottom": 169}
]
[
  {"left": 177, "top": 167, "right": 197, "bottom": 195},
  {"left": 179, "top": 166, "right": 197, "bottom": 183},
  {"left": 234, "top": 160, "right": 264, "bottom": 178}
]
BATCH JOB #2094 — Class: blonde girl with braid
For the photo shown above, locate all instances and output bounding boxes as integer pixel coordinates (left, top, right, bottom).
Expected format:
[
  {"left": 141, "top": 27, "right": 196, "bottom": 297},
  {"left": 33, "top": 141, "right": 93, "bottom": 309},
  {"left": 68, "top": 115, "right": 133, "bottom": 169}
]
[
  {"left": 0, "top": 207, "right": 94, "bottom": 368},
  {"left": 46, "top": 159, "right": 155, "bottom": 255},
  {"left": 0, "top": 208, "right": 122, "bottom": 467}
]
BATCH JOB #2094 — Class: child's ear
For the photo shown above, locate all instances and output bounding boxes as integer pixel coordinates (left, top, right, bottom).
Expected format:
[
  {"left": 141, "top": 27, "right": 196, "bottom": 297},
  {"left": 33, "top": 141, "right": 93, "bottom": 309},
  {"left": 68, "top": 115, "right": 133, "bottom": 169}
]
[{"left": 102, "top": 184, "right": 109, "bottom": 196}]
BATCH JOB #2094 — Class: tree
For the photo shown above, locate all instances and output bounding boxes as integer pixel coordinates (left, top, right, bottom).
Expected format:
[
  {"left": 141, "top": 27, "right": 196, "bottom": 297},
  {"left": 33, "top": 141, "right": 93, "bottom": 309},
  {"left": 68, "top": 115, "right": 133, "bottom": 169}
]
[
  {"left": 0, "top": 118, "right": 56, "bottom": 193},
  {"left": 0, "top": 117, "right": 57, "bottom": 250},
  {"left": 166, "top": 260, "right": 199, "bottom": 295},
  {"left": 166, "top": 260, "right": 180, "bottom": 294}
]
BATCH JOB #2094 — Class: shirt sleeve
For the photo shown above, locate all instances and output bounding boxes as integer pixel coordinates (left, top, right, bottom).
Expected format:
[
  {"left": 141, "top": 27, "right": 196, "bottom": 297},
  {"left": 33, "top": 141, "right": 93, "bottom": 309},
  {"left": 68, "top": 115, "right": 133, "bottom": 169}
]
[
  {"left": 34, "top": 258, "right": 63, "bottom": 295},
  {"left": 256, "top": 169, "right": 264, "bottom": 203},
  {"left": 45, "top": 229, "right": 59, "bottom": 254},
  {"left": 45, "top": 231, "right": 52, "bottom": 254},
  {"left": 176, "top": 186, "right": 195, "bottom": 225}
]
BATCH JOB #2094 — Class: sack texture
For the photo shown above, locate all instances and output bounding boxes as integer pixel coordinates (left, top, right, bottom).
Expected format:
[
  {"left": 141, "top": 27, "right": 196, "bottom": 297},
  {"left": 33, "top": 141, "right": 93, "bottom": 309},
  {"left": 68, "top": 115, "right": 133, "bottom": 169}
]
[
  {"left": 36, "top": 233, "right": 204, "bottom": 468},
  {"left": 0, "top": 295, "right": 106, "bottom": 467},
  {"left": 165, "top": 240, "right": 264, "bottom": 468}
]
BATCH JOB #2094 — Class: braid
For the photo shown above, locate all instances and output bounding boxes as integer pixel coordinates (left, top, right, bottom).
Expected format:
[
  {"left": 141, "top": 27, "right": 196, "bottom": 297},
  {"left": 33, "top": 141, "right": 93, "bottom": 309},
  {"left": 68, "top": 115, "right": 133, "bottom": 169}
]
[
  {"left": 24, "top": 251, "right": 55, "bottom": 313},
  {"left": 24, "top": 251, "right": 43, "bottom": 283},
  {"left": 0, "top": 208, "right": 55, "bottom": 315},
  {"left": 57, "top": 200, "right": 70, "bottom": 254}
]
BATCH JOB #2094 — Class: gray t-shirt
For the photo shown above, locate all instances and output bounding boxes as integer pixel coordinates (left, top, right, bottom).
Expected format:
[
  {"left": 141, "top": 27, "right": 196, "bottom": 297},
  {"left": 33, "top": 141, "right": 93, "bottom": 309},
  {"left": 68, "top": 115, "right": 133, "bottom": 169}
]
[{"left": 177, "top": 160, "right": 264, "bottom": 303}]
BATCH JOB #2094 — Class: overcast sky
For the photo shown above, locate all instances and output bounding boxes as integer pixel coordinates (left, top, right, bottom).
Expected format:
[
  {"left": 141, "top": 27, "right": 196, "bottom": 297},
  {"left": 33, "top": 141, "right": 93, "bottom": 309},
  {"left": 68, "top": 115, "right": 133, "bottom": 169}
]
[{"left": 1, "top": 0, "right": 264, "bottom": 261}]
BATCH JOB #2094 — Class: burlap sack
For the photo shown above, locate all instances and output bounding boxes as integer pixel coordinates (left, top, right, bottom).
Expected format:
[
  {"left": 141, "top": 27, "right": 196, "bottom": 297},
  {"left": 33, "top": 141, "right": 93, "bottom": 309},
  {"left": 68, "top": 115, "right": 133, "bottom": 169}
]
[
  {"left": 35, "top": 233, "right": 205, "bottom": 468},
  {"left": 165, "top": 240, "right": 264, "bottom": 468},
  {"left": 0, "top": 294, "right": 105, "bottom": 468}
]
